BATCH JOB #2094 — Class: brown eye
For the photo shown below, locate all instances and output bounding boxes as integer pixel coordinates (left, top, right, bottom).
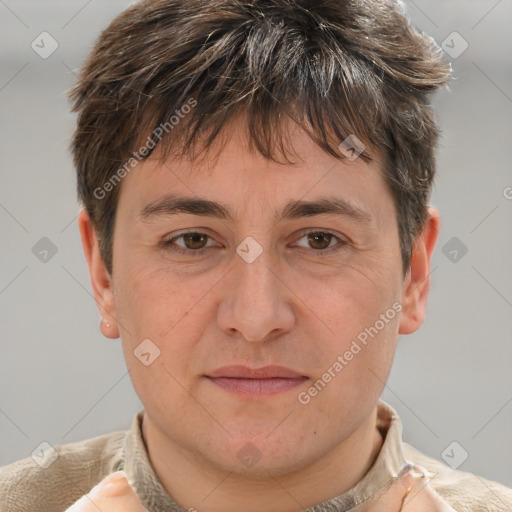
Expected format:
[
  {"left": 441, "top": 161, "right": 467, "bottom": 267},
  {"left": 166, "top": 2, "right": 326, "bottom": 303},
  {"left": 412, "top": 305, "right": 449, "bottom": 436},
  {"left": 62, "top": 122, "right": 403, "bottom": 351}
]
[
  {"left": 307, "top": 232, "right": 334, "bottom": 250},
  {"left": 293, "top": 230, "right": 347, "bottom": 256},
  {"left": 163, "top": 231, "right": 218, "bottom": 256},
  {"left": 181, "top": 232, "right": 208, "bottom": 250}
]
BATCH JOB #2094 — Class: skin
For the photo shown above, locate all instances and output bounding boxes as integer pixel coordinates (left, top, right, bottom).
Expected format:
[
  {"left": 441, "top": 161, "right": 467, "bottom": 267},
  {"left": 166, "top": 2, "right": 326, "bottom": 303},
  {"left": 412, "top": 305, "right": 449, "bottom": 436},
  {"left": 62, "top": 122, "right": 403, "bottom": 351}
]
[
  {"left": 76, "top": 117, "right": 440, "bottom": 512},
  {"left": 65, "top": 471, "right": 148, "bottom": 512}
]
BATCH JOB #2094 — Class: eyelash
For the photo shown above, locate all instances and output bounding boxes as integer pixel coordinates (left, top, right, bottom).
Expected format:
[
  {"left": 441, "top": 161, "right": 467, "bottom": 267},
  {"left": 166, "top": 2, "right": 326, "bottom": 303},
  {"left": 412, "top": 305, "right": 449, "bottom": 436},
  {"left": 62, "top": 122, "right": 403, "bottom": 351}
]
[{"left": 161, "top": 230, "right": 347, "bottom": 257}]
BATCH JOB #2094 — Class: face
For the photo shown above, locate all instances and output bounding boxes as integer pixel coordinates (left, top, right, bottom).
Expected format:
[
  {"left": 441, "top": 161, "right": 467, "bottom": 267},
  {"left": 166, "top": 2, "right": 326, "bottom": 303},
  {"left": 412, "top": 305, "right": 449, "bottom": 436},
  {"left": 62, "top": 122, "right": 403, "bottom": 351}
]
[{"left": 86, "top": 118, "right": 419, "bottom": 476}]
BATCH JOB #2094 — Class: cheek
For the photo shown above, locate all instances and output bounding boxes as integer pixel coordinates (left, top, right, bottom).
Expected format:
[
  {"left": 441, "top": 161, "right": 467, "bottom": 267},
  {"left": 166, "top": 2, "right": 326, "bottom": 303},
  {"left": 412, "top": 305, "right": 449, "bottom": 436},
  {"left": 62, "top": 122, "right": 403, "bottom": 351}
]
[
  {"left": 114, "top": 261, "right": 211, "bottom": 340},
  {"left": 113, "top": 263, "right": 221, "bottom": 397},
  {"left": 299, "top": 318, "right": 399, "bottom": 432},
  {"left": 114, "top": 269, "right": 203, "bottom": 419},
  {"left": 297, "top": 264, "right": 401, "bottom": 404},
  {"left": 303, "top": 259, "right": 402, "bottom": 341}
]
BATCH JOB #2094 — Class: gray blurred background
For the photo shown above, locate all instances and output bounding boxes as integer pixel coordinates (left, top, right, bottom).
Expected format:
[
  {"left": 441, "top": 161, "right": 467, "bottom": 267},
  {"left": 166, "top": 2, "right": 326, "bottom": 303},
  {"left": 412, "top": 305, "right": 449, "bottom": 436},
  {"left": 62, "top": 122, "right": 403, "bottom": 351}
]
[{"left": 1, "top": 0, "right": 511, "bottom": 490}]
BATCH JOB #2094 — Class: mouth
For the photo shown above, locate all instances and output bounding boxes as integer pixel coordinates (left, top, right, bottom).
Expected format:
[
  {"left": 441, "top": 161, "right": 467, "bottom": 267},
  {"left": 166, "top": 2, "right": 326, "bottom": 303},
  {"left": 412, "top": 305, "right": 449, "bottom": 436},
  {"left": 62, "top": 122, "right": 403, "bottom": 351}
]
[{"left": 204, "top": 365, "right": 309, "bottom": 396}]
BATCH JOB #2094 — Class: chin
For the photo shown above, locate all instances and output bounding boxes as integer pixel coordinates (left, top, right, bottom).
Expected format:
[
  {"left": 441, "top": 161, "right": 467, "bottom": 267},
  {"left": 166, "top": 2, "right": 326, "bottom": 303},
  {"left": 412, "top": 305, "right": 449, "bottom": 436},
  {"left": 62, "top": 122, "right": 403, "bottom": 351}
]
[
  {"left": 213, "top": 449, "right": 312, "bottom": 479},
  {"left": 203, "top": 429, "right": 316, "bottom": 478}
]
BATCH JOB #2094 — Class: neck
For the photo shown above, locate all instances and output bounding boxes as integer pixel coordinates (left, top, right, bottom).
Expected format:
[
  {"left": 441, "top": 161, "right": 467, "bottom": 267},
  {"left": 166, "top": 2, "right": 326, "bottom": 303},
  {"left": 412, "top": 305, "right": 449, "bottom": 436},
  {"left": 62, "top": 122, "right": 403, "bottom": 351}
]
[{"left": 142, "top": 407, "right": 383, "bottom": 512}]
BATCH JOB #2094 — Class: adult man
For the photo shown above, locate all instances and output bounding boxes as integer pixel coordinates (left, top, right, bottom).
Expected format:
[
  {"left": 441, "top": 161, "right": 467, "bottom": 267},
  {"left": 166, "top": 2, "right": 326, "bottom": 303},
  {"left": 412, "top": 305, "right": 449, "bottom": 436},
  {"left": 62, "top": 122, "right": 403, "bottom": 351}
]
[{"left": 1, "top": 0, "right": 511, "bottom": 510}]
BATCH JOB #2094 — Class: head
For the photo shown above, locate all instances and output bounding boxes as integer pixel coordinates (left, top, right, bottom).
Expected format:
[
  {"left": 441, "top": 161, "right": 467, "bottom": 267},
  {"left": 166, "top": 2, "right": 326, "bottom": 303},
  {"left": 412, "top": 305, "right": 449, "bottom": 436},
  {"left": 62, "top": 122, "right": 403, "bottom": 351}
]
[{"left": 72, "top": 0, "right": 449, "bottom": 477}]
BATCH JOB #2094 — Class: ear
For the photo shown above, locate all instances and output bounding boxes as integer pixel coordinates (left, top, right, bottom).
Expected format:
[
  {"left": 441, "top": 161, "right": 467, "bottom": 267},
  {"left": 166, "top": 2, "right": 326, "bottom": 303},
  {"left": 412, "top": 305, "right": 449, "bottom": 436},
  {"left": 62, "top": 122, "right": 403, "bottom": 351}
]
[
  {"left": 398, "top": 207, "right": 440, "bottom": 335},
  {"left": 78, "top": 209, "right": 120, "bottom": 339}
]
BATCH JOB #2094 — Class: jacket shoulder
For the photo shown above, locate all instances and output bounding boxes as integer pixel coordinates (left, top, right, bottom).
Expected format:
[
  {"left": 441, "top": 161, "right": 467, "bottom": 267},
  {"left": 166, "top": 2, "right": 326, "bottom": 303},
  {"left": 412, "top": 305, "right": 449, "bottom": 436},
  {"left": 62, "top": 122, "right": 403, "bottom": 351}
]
[
  {"left": 0, "top": 429, "right": 126, "bottom": 512},
  {"left": 403, "top": 442, "right": 512, "bottom": 511}
]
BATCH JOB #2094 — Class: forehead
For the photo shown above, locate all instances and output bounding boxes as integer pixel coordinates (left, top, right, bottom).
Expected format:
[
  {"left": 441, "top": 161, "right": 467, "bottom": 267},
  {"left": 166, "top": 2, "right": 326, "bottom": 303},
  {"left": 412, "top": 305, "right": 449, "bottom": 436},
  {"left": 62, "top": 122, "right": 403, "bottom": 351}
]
[{"left": 117, "top": 117, "right": 393, "bottom": 223}]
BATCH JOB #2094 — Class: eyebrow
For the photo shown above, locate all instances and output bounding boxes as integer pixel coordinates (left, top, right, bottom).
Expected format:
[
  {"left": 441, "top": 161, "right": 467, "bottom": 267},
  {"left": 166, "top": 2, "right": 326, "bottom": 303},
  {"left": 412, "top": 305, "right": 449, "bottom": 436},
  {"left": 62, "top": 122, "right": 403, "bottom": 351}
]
[{"left": 137, "top": 194, "right": 372, "bottom": 225}]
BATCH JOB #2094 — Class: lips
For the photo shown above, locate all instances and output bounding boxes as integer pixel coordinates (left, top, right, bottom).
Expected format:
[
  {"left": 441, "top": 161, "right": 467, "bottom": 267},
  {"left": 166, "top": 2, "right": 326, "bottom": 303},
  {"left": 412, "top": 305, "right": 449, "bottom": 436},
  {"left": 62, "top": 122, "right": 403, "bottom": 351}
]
[
  {"left": 206, "top": 365, "right": 305, "bottom": 379},
  {"left": 205, "top": 365, "right": 308, "bottom": 396}
]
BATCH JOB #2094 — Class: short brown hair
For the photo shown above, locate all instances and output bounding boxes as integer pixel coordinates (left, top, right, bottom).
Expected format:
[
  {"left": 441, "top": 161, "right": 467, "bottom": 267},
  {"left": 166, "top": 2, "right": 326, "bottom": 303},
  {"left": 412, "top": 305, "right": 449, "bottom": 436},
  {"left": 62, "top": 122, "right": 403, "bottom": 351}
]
[{"left": 69, "top": 0, "right": 451, "bottom": 277}]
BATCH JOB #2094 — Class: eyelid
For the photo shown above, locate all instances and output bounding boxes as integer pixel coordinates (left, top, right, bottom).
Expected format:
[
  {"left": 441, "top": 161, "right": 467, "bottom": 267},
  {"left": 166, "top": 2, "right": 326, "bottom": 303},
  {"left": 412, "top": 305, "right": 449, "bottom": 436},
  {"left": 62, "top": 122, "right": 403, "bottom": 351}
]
[{"left": 293, "top": 227, "right": 347, "bottom": 241}]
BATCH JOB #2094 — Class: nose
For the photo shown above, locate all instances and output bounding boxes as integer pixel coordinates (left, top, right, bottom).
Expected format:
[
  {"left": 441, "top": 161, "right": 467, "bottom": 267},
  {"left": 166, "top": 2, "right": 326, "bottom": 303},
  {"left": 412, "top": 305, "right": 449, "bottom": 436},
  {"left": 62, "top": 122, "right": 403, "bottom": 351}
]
[{"left": 216, "top": 246, "right": 295, "bottom": 343}]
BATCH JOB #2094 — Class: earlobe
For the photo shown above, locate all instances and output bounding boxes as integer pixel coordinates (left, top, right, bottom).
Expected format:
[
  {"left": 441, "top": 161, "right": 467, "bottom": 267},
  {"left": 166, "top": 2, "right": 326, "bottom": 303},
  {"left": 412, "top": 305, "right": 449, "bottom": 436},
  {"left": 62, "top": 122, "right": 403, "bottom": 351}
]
[
  {"left": 398, "top": 207, "right": 440, "bottom": 335},
  {"left": 78, "top": 209, "right": 120, "bottom": 339}
]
